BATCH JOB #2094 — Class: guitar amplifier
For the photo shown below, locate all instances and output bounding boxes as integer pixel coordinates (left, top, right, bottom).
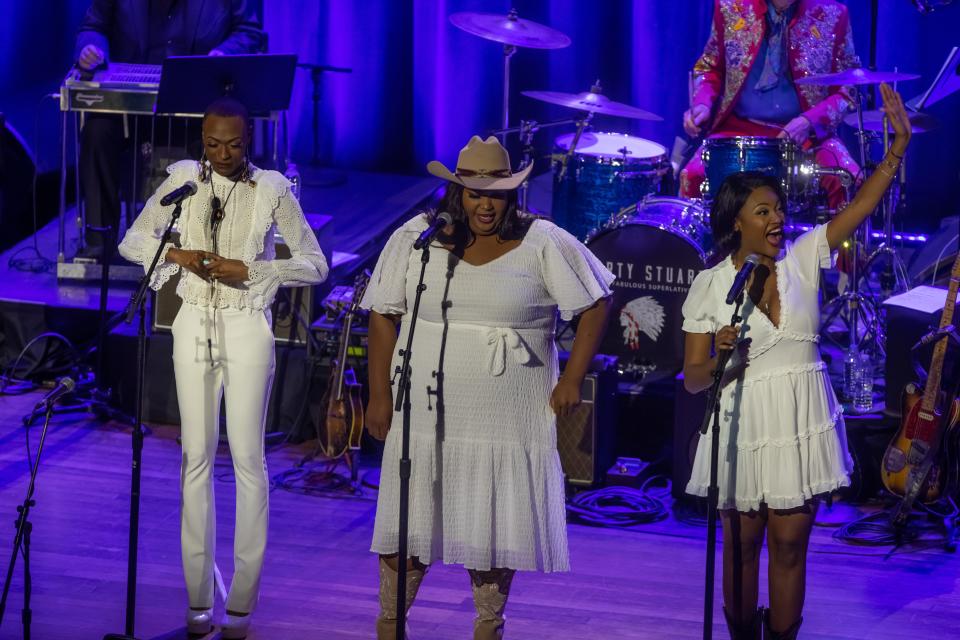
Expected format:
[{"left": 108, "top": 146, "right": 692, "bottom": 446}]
[
  {"left": 556, "top": 355, "right": 618, "bottom": 487},
  {"left": 152, "top": 234, "right": 315, "bottom": 345},
  {"left": 672, "top": 372, "right": 708, "bottom": 499}
]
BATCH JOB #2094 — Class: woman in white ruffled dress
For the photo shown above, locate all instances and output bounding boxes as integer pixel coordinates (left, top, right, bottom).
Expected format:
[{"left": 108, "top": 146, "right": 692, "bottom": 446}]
[
  {"left": 682, "top": 84, "right": 912, "bottom": 640},
  {"left": 361, "top": 135, "right": 613, "bottom": 639}
]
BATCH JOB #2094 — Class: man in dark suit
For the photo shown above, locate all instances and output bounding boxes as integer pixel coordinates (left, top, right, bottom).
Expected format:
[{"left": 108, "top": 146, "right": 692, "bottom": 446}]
[{"left": 74, "top": 0, "right": 264, "bottom": 259}]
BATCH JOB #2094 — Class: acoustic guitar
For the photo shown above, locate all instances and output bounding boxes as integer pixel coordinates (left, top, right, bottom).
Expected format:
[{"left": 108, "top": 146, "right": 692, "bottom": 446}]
[
  {"left": 317, "top": 272, "right": 369, "bottom": 459},
  {"left": 881, "top": 253, "right": 960, "bottom": 525}
]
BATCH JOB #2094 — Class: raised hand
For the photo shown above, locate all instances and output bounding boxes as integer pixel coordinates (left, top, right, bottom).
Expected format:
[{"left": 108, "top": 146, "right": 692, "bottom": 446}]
[{"left": 879, "top": 82, "right": 912, "bottom": 156}]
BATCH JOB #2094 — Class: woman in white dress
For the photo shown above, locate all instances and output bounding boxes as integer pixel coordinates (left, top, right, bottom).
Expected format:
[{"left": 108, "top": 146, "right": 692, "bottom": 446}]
[
  {"left": 361, "top": 135, "right": 614, "bottom": 639},
  {"left": 119, "top": 98, "right": 327, "bottom": 638},
  {"left": 682, "top": 84, "right": 911, "bottom": 640}
]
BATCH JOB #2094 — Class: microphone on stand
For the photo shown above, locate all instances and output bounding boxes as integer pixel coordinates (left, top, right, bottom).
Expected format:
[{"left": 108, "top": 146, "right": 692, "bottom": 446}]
[
  {"left": 32, "top": 377, "right": 76, "bottom": 412},
  {"left": 159, "top": 181, "right": 198, "bottom": 206},
  {"left": 414, "top": 211, "right": 454, "bottom": 250},
  {"left": 726, "top": 254, "right": 760, "bottom": 305}
]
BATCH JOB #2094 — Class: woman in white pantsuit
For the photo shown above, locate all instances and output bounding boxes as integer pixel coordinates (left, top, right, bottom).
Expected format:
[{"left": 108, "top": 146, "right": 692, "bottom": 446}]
[{"left": 119, "top": 98, "right": 327, "bottom": 639}]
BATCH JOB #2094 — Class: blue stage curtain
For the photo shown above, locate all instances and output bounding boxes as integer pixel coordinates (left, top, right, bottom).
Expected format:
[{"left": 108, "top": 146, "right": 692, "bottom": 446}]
[{"left": 2, "top": 0, "right": 958, "bottom": 225}]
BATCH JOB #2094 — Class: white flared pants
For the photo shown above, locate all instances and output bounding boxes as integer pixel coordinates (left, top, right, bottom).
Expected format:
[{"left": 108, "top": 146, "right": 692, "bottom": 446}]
[{"left": 171, "top": 302, "right": 276, "bottom": 613}]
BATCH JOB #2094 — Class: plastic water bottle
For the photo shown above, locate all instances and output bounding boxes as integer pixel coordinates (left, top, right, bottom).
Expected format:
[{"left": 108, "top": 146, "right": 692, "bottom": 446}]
[
  {"left": 843, "top": 346, "right": 861, "bottom": 403},
  {"left": 284, "top": 162, "right": 302, "bottom": 200},
  {"left": 854, "top": 353, "right": 874, "bottom": 413}
]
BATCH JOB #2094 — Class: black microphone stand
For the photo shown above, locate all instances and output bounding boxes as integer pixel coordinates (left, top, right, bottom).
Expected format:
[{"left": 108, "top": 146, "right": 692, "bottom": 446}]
[
  {"left": 104, "top": 201, "right": 183, "bottom": 640},
  {"left": 392, "top": 243, "right": 432, "bottom": 640},
  {"left": 0, "top": 401, "right": 57, "bottom": 640},
  {"left": 700, "top": 293, "right": 745, "bottom": 640}
]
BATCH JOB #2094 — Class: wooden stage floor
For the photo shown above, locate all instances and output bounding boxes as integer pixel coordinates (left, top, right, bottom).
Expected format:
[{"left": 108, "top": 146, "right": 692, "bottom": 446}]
[{"left": 0, "top": 390, "right": 958, "bottom": 639}]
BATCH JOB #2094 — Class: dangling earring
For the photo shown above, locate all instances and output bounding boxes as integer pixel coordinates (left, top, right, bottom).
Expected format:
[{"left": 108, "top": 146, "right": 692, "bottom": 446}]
[
  {"left": 198, "top": 150, "right": 212, "bottom": 183},
  {"left": 239, "top": 152, "right": 252, "bottom": 184}
]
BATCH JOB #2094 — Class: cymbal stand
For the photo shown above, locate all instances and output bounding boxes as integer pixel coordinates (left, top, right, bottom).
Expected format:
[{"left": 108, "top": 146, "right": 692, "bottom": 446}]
[
  {"left": 555, "top": 112, "right": 594, "bottom": 182},
  {"left": 492, "top": 117, "right": 580, "bottom": 212},
  {"left": 863, "top": 109, "right": 911, "bottom": 298},
  {"left": 820, "top": 178, "right": 885, "bottom": 358},
  {"left": 499, "top": 33, "right": 517, "bottom": 144}
]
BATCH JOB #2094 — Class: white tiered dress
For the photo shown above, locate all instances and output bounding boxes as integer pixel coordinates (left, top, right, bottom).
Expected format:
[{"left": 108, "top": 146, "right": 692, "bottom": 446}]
[
  {"left": 683, "top": 224, "right": 854, "bottom": 511},
  {"left": 360, "top": 216, "right": 614, "bottom": 572}
]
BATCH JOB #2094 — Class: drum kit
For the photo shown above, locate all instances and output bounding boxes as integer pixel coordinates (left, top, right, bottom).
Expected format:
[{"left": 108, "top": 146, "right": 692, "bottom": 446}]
[{"left": 450, "top": 10, "right": 932, "bottom": 376}]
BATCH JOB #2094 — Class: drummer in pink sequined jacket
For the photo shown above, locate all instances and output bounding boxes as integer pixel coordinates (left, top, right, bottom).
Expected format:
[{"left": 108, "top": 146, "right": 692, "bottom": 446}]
[{"left": 680, "top": 0, "right": 861, "bottom": 205}]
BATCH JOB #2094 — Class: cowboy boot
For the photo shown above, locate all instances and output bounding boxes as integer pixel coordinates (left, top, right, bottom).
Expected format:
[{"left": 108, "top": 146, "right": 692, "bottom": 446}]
[
  {"left": 376, "top": 557, "right": 426, "bottom": 640},
  {"left": 723, "top": 607, "right": 763, "bottom": 640},
  {"left": 469, "top": 568, "right": 515, "bottom": 640},
  {"left": 763, "top": 609, "right": 803, "bottom": 640}
]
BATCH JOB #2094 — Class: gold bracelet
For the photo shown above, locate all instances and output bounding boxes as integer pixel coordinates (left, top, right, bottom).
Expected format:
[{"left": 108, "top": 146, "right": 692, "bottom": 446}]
[{"left": 876, "top": 164, "right": 897, "bottom": 179}]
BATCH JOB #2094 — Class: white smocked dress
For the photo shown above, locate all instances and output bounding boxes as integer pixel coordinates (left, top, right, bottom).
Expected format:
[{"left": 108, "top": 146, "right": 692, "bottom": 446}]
[
  {"left": 360, "top": 216, "right": 615, "bottom": 572},
  {"left": 683, "top": 224, "right": 854, "bottom": 511}
]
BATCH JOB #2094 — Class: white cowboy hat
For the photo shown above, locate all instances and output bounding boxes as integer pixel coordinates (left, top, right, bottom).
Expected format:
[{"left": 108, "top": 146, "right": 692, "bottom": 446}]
[{"left": 426, "top": 135, "right": 533, "bottom": 191}]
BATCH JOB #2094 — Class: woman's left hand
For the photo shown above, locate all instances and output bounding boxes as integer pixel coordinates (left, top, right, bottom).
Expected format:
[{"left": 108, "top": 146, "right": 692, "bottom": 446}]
[
  {"left": 205, "top": 254, "right": 249, "bottom": 285},
  {"left": 550, "top": 377, "right": 581, "bottom": 418},
  {"left": 880, "top": 83, "right": 912, "bottom": 156}
]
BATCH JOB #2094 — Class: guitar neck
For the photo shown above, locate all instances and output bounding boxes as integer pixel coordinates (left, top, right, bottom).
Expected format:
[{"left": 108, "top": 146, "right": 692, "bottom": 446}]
[
  {"left": 333, "top": 312, "right": 354, "bottom": 398},
  {"left": 921, "top": 258, "right": 960, "bottom": 413}
]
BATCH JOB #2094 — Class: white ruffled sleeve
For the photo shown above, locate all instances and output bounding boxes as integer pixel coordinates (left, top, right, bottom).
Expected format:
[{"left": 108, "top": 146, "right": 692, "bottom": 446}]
[
  {"left": 358, "top": 217, "right": 425, "bottom": 316},
  {"left": 243, "top": 174, "right": 329, "bottom": 301},
  {"left": 682, "top": 268, "right": 720, "bottom": 334},
  {"left": 118, "top": 161, "right": 194, "bottom": 290},
  {"left": 786, "top": 223, "right": 834, "bottom": 287},
  {"left": 538, "top": 221, "right": 615, "bottom": 321}
]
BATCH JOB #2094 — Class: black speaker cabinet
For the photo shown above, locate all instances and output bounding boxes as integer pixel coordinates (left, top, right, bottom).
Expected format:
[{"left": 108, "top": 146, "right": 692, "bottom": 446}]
[
  {"left": 152, "top": 235, "right": 314, "bottom": 345},
  {"left": 556, "top": 370, "right": 617, "bottom": 487},
  {"left": 672, "top": 372, "right": 708, "bottom": 499},
  {"left": 882, "top": 286, "right": 959, "bottom": 418}
]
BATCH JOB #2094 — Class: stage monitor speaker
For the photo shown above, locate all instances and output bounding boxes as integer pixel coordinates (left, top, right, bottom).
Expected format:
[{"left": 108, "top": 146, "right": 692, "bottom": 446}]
[
  {"left": 882, "top": 286, "right": 959, "bottom": 417},
  {"left": 152, "top": 233, "right": 314, "bottom": 345},
  {"left": 556, "top": 369, "right": 617, "bottom": 487},
  {"left": 672, "top": 372, "right": 708, "bottom": 499}
]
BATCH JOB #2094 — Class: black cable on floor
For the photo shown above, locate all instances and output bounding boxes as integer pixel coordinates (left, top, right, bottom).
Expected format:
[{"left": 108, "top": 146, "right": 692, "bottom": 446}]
[{"left": 566, "top": 484, "right": 669, "bottom": 527}]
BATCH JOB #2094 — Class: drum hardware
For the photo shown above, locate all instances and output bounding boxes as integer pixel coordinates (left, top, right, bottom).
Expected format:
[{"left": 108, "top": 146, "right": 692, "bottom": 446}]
[
  {"left": 491, "top": 116, "right": 582, "bottom": 212},
  {"left": 449, "top": 9, "right": 571, "bottom": 143},
  {"left": 556, "top": 111, "right": 594, "bottom": 182}
]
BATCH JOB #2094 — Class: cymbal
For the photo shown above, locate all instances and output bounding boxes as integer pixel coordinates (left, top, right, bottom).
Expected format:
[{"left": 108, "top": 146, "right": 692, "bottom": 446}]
[
  {"left": 843, "top": 109, "right": 938, "bottom": 134},
  {"left": 521, "top": 87, "right": 662, "bottom": 121},
  {"left": 795, "top": 68, "right": 920, "bottom": 86},
  {"left": 449, "top": 10, "right": 571, "bottom": 49}
]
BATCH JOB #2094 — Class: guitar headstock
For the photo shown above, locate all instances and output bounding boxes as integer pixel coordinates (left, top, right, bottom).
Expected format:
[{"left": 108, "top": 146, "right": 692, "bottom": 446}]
[{"left": 347, "top": 269, "right": 372, "bottom": 314}]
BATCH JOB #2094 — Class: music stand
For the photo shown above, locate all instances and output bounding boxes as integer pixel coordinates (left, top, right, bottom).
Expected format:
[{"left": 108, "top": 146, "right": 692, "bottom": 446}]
[
  {"left": 155, "top": 54, "right": 297, "bottom": 117},
  {"left": 907, "top": 47, "right": 960, "bottom": 111}
]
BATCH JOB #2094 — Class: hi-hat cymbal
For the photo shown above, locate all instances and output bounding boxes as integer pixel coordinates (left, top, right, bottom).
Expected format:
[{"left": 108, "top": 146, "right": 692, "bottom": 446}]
[
  {"left": 795, "top": 68, "right": 920, "bottom": 86},
  {"left": 449, "top": 10, "right": 571, "bottom": 49},
  {"left": 843, "top": 109, "right": 938, "bottom": 134},
  {"left": 522, "top": 87, "right": 662, "bottom": 121}
]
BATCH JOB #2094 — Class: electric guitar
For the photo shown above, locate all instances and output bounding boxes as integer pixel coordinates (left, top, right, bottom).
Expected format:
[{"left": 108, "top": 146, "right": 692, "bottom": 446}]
[
  {"left": 881, "top": 253, "right": 960, "bottom": 526},
  {"left": 317, "top": 272, "right": 369, "bottom": 459}
]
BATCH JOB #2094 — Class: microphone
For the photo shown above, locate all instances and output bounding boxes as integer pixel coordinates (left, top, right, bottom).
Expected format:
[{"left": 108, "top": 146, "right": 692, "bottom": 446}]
[
  {"left": 413, "top": 211, "right": 454, "bottom": 250},
  {"left": 726, "top": 254, "right": 760, "bottom": 305},
  {"left": 32, "top": 377, "right": 76, "bottom": 412},
  {"left": 159, "top": 181, "right": 198, "bottom": 206}
]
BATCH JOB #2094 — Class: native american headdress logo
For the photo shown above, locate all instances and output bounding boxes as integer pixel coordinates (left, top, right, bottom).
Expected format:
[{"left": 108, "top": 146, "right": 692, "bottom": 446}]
[{"left": 620, "top": 296, "right": 665, "bottom": 349}]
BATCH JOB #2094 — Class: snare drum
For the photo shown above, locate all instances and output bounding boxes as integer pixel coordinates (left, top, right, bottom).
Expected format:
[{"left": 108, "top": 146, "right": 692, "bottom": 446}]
[
  {"left": 701, "top": 136, "right": 807, "bottom": 207},
  {"left": 586, "top": 197, "right": 709, "bottom": 375},
  {"left": 552, "top": 132, "right": 669, "bottom": 240}
]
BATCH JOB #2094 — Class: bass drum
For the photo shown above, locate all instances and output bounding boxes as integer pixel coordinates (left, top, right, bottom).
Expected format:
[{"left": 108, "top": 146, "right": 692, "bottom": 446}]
[{"left": 586, "top": 197, "right": 710, "bottom": 377}]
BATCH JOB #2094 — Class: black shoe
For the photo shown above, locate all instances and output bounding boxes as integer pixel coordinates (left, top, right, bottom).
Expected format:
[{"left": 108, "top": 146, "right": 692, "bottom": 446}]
[{"left": 74, "top": 245, "right": 103, "bottom": 262}]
